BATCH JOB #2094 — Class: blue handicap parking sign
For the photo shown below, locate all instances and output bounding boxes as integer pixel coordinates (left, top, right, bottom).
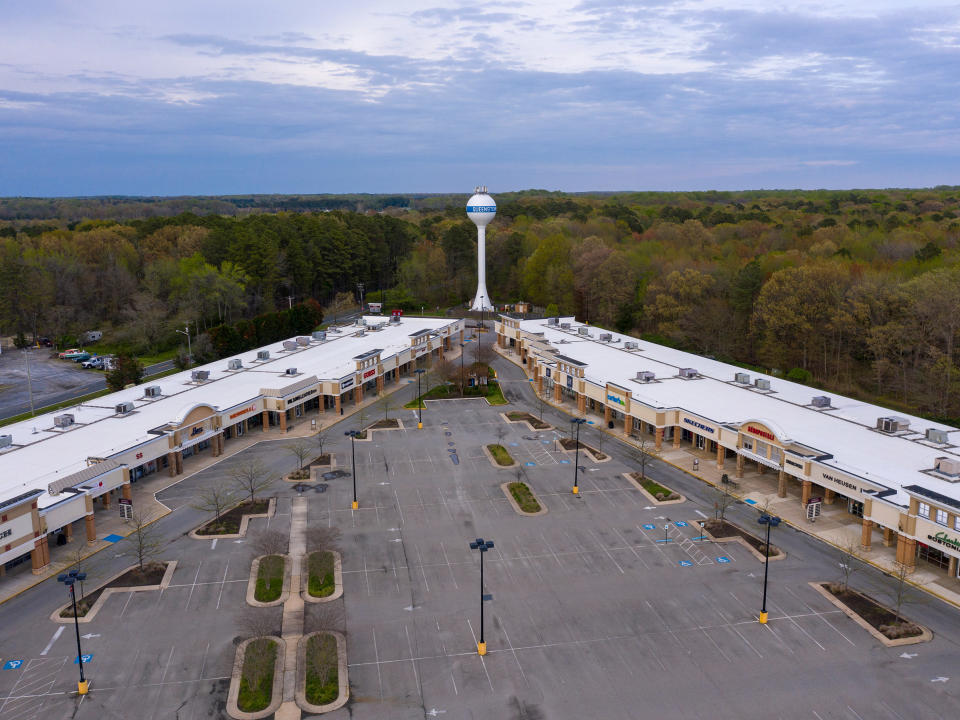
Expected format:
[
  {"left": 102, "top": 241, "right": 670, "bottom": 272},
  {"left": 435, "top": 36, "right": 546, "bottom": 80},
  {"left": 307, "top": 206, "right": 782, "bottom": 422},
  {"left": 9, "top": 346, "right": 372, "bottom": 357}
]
[
  {"left": 3, "top": 660, "right": 22, "bottom": 670},
  {"left": 541, "top": 440, "right": 551, "bottom": 445},
  {"left": 678, "top": 560, "right": 693, "bottom": 567},
  {"left": 744, "top": 499, "right": 757, "bottom": 505},
  {"left": 642, "top": 523, "right": 656, "bottom": 530},
  {"left": 674, "top": 521, "right": 688, "bottom": 527},
  {"left": 559, "top": 460, "right": 570, "bottom": 464},
  {"left": 524, "top": 461, "right": 536, "bottom": 467},
  {"left": 103, "top": 534, "right": 123, "bottom": 543},
  {"left": 74, "top": 654, "right": 93, "bottom": 664},
  {"left": 509, "top": 442, "right": 519, "bottom": 447},
  {"left": 716, "top": 556, "right": 731, "bottom": 563}
]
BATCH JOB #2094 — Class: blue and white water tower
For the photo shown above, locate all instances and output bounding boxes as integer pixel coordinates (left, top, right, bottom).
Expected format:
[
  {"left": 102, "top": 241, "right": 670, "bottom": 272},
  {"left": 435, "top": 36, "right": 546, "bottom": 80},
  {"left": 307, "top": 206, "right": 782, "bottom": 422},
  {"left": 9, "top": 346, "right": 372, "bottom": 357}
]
[{"left": 467, "top": 186, "right": 496, "bottom": 311}]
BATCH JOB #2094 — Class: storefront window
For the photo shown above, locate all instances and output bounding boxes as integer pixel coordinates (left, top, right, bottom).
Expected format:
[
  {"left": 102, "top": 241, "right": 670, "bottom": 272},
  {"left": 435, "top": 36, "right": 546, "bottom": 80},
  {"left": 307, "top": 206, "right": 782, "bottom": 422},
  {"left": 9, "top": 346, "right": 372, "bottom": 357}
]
[
  {"left": 742, "top": 438, "right": 753, "bottom": 451},
  {"left": 918, "top": 543, "right": 949, "bottom": 570},
  {"left": 936, "top": 509, "right": 948, "bottom": 526},
  {"left": 848, "top": 500, "right": 864, "bottom": 518},
  {"left": 918, "top": 502, "right": 930, "bottom": 518}
]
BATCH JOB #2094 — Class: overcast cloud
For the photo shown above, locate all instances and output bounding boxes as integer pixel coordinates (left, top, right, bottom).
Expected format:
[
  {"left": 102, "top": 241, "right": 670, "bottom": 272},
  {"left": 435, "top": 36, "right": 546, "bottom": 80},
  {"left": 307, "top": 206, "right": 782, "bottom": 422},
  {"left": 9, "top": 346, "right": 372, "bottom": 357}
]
[{"left": 1, "top": 1, "right": 958, "bottom": 195}]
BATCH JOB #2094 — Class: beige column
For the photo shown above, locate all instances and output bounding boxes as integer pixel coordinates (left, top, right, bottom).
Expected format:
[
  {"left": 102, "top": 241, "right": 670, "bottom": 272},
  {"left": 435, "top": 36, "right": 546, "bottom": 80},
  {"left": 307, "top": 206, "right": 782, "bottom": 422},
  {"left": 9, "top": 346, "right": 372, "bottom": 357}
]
[
  {"left": 377, "top": 375, "right": 384, "bottom": 393},
  {"left": 655, "top": 427, "right": 664, "bottom": 450},
  {"left": 318, "top": 396, "right": 325, "bottom": 414},
  {"left": 31, "top": 537, "right": 50, "bottom": 574},
  {"left": 717, "top": 443, "right": 725, "bottom": 469},
  {"left": 604, "top": 405, "right": 612, "bottom": 425},
  {"left": 243, "top": 418, "right": 250, "bottom": 432},
  {"left": 896, "top": 534, "right": 917, "bottom": 569},
  {"left": 624, "top": 416, "right": 633, "bottom": 435},
  {"left": 65, "top": 523, "right": 73, "bottom": 543},
  {"left": 757, "top": 461, "right": 765, "bottom": 475},
  {"left": 85, "top": 515, "right": 96, "bottom": 544},
  {"left": 554, "top": 383, "right": 562, "bottom": 402},
  {"left": 883, "top": 527, "right": 894, "bottom": 547},
  {"left": 673, "top": 429, "right": 681, "bottom": 449},
  {"left": 175, "top": 451, "right": 183, "bottom": 475},
  {"left": 168, "top": 451, "right": 177, "bottom": 476},
  {"left": 102, "top": 491, "right": 111, "bottom": 509},
  {"left": 577, "top": 393, "right": 586, "bottom": 413},
  {"left": 536, "top": 375, "right": 543, "bottom": 394},
  {"left": 824, "top": 488, "right": 836, "bottom": 505},
  {"left": 777, "top": 469, "right": 787, "bottom": 498},
  {"left": 335, "top": 394, "right": 342, "bottom": 414},
  {"left": 122, "top": 483, "right": 132, "bottom": 501},
  {"left": 736, "top": 453, "right": 744, "bottom": 478},
  {"left": 262, "top": 410, "right": 269, "bottom": 432},
  {"left": 948, "top": 555, "right": 957, "bottom": 578},
  {"left": 279, "top": 411, "right": 287, "bottom": 432},
  {"left": 691, "top": 433, "right": 697, "bottom": 448},
  {"left": 354, "top": 385, "right": 362, "bottom": 405},
  {"left": 861, "top": 519, "right": 873, "bottom": 551},
  {"left": 801, "top": 480, "right": 812, "bottom": 507}
]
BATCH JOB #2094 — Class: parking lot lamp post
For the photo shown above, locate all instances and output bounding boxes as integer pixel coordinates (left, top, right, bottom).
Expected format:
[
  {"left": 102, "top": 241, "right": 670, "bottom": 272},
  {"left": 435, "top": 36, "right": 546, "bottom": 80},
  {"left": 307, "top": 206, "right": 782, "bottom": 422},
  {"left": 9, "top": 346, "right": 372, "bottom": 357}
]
[
  {"left": 757, "top": 514, "right": 781, "bottom": 624},
  {"left": 460, "top": 342, "right": 465, "bottom": 397},
  {"left": 414, "top": 368, "right": 425, "bottom": 429},
  {"left": 58, "top": 571, "right": 88, "bottom": 695},
  {"left": 571, "top": 418, "right": 586, "bottom": 494},
  {"left": 345, "top": 430, "right": 361, "bottom": 509},
  {"left": 469, "top": 538, "right": 494, "bottom": 655}
]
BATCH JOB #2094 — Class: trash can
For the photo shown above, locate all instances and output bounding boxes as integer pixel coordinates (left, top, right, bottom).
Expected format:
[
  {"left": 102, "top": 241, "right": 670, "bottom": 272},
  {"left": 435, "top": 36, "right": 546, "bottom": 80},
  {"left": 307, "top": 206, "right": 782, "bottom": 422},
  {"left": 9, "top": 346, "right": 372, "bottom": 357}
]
[
  {"left": 693, "top": 459, "right": 699, "bottom": 471},
  {"left": 608, "top": 420, "right": 614, "bottom": 429}
]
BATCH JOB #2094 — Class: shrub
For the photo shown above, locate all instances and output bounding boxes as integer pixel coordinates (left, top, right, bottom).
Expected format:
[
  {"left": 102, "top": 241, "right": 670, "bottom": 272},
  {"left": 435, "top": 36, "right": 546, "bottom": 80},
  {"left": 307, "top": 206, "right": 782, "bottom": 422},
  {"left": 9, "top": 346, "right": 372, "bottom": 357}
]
[{"left": 786, "top": 367, "right": 813, "bottom": 384}]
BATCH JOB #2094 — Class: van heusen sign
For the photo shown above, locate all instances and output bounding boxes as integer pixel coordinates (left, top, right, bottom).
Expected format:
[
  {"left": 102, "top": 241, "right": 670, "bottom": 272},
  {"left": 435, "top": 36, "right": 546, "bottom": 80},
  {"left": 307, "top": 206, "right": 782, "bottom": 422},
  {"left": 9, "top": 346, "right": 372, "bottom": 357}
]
[
  {"left": 928, "top": 531, "right": 960, "bottom": 552},
  {"left": 683, "top": 418, "right": 714, "bottom": 434}
]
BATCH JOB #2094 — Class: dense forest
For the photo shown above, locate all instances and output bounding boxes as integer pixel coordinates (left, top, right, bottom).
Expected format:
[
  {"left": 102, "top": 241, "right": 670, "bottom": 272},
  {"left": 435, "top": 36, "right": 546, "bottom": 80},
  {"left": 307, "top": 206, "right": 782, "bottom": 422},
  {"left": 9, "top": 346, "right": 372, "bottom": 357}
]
[{"left": 3, "top": 187, "right": 960, "bottom": 421}]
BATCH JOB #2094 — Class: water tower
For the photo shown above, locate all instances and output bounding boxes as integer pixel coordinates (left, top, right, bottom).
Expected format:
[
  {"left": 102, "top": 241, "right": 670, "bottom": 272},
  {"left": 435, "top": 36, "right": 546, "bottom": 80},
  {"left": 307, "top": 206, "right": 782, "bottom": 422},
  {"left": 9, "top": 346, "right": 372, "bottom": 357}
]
[{"left": 467, "top": 186, "right": 496, "bottom": 311}]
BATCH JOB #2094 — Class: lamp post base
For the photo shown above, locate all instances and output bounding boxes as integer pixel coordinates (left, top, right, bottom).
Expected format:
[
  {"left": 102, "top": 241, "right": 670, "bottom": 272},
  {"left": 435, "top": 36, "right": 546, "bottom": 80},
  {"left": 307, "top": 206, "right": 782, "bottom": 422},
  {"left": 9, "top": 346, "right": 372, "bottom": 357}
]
[
  {"left": 418, "top": 422, "right": 423, "bottom": 429},
  {"left": 351, "top": 500, "right": 358, "bottom": 510},
  {"left": 78, "top": 680, "right": 89, "bottom": 695},
  {"left": 477, "top": 641, "right": 486, "bottom": 656},
  {"left": 758, "top": 611, "right": 768, "bottom": 624},
  {"left": 572, "top": 486, "right": 579, "bottom": 495}
]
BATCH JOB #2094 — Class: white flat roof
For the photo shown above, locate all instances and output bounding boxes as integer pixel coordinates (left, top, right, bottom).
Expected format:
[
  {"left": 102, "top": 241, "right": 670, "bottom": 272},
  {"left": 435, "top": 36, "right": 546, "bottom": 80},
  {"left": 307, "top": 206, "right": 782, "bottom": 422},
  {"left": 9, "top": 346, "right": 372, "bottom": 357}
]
[
  {"left": 520, "top": 317, "right": 960, "bottom": 507},
  {"left": 0, "top": 316, "right": 458, "bottom": 507}
]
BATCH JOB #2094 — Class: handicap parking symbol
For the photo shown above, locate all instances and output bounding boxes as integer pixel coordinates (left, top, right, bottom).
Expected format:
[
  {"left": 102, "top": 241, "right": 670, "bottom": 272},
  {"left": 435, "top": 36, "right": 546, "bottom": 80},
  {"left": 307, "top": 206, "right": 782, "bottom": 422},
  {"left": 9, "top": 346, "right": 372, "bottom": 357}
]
[
  {"left": 559, "top": 460, "right": 570, "bottom": 464},
  {"left": 3, "top": 660, "right": 22, "bottom": 670},
  {"left": 524, "top": 461, "right": 536, "bottom": 467},
  {"left": 674, "top": 521, "right": 688, "bottom": 527},
  {"left": 642, "top": 523, "right": 656, "bottom": 530},
  {"left": 716, "top": 556, "right": 731, "bottom": 563},
  {"left": 678, "top": 560, "right": 693, "bottom": 567},
  {"left": 74, "top": 654, "right": 93, "bottom": 664}
]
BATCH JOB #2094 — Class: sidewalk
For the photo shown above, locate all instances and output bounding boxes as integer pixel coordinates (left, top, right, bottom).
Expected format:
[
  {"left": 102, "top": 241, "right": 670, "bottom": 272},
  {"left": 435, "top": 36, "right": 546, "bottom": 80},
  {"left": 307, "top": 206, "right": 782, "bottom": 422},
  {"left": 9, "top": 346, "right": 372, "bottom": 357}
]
[{"left": 492, "top": 342, "right": 960, "bottom": 612}]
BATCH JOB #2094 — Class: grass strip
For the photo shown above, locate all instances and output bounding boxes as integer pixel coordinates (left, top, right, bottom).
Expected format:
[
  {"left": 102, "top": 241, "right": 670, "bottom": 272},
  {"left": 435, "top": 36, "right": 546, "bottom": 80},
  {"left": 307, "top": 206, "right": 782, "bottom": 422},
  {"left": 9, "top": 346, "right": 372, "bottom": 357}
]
[
  {"left": 508, "top": 481, "right": 541, "bottom": 513},
  {"left": 307, "top": 551, "right": 336, "bottom": 598},
  {"left": 305, "top": 633, "right": 339, "bottom": 706},
  {"left": 238, "top": 638, "right": 278, "bottom": 712},
  {"left": 487, "top": 444, "right": 514, "bottom": 466},
  {"left": 255, "top": 554, "right": 284, "bottom": 602}
]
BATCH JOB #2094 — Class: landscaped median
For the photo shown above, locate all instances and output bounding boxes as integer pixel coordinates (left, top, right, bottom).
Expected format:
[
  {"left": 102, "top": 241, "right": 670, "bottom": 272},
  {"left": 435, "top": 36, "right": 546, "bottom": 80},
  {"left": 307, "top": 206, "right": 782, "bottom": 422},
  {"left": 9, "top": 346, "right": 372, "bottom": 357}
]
[
  {"left": 558, "top": 436, "right": 608, "bottom": 461},
  {"left": 700, "top": 519, "right": 785, "bottom": 561},
  {"left": 624, "top": 472, "right": 685, "bottom": 504},
  {"left": 246, "top": 554, "right": 290, "bottom": 607},
  {"left": 189, "top": 498, "right": 276, "bottom": 539},
  {"left": 811, "top": 582, "right": 931, "bottom": 646},
  {"left": 483, "top": 443, "right": 516, "bottom": 468},
  {"left": 303, "top": 550, "right": 343, "bottom": 603},
  {"left": 227, "top": 636, "right": 285, "bottom": 719},
  {"left": 501, "top": 481, "right": 547, "bottom": 516},
  {"left": 51, "top": 560, "right": 177, "bottom": 623},
  {"left": 296, "top": 631, "right": 349, "bottom": 714},
  {"left": 405, "top": 378, "right": 508, "bottom": 407},
  {"left": 501, "top": 411, "right": 552, "bottom": 430}
]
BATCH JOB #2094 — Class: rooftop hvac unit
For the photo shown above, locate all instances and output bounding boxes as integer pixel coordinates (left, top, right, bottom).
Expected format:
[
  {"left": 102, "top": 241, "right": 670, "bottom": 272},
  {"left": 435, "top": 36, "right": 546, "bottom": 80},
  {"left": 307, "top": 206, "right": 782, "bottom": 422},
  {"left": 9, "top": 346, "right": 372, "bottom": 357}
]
[
  {"left": 577, "top": 327, "right": 590, "bottom": 336},
  {"left": 754, "top": 378, "right": 771, "bottom": 390},
  {"left": 624, "top": 341, "right": 638, "bottom": 350},
  {"left": 811, "top": 396, "right": 831, "bottom": 408},
  {"left": 282, "top": 340, "right": 298, "bottom": 351},
  {"left": 389, "top": 314, "right": 400, "bottom": 323},
  {"left": 599, "top": 332, "right": 612, "bottom": 342},
  {"left": 227, "top": 359, "right": 243, "bottom": 370},
  {"left": 926, "top": 428, "right": 950, "bottom": 444},
  {"left": 560, "top": 323, "right": 571, "bottom": 330},
  {"left": 312, "top": 331, "right": 327, "bottom": 341},
  {"left": 257, "top": 350, "right": 270, "bottom": 361},
  {"left": 357, "top": 330, "right": 365, "bottom": 337},
  {"left": 115, "top": 401, "right": 135, "bottom": 415},
  {"left": 144, "top": 386, "right": 161, "bottom": 398},
  {"left": 296, "top": 336, "right": 310, "bottom": 346},
  {"left": 54, "top": 414, "right": 75, "bottom": 428},
  {"left": 191, "top": 370, "right": 210, "bottom": 381},
  {"left": 734, "top": 372, "right": 750, "bottom": 384},
  {"left": 285, "top": 368, "right": 298, "bottom": 376},
  {"left": 934, "top": 457, "right": 960, "bottom": 476},
  {"left": 547, "top": 317, "right": 558, "bottom": 325},
  {"left": 877, "top": 416, "right": 909, "bottom": 433},
  {"left": 637, "top": 371, "right": 655, "bottom": 382},
  {"left": 679, "top": 368, "right": 698, "bottom": 379},
  {"left": 0, "top": 434, "right": 12, "bottom": 449}
]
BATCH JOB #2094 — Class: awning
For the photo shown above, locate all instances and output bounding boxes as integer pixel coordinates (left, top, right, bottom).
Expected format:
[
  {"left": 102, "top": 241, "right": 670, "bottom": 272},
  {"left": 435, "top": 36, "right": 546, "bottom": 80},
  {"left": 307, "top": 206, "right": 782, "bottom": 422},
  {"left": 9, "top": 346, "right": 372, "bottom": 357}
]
[{"left": 738, "top": 448, "right": 782, "bottom": 471}]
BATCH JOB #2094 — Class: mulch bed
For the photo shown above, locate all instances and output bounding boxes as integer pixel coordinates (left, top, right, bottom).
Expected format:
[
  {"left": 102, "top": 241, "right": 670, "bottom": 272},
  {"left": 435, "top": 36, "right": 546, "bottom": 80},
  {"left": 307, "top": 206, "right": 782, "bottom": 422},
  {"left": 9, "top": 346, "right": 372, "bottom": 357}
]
[
  {"left": 823, "top": 583, "right": 923, "bottom": 639},
  {"left": 310, "top": 454, "right": 332, "bottom": 466},
  {"left": 506, "top": 411, "right": 551, "bottom": 430},
  {"left": 559, "top": 437, "right": 607, "bottom": 460},
  {"left": 369, "top": 419, "right": 400, "bottom": 429},
  {"left": 60, "top": 561, "right": 167, "bottom": 618},
  {"left": 196, "top": 499, "right": 270, "bottom": 535},
  {"left": 704, "top": 519, "right": 778, "bottom": 556}
]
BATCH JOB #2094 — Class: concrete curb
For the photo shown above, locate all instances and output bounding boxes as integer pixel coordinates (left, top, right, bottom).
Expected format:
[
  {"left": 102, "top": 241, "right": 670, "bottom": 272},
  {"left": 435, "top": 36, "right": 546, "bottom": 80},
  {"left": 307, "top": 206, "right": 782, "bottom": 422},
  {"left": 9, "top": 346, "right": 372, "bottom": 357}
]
[
  {"left": 809, "top": 582, "right": 933, "bottom": 647},
  {"left": 483, "top": 443, "right": 517, "bottom": 469},
  {"left": 246, "top": 554, "right": 291, "bottom": 608},
  {"left": 189, "top": 497, "right": 276, "bottom": 540},
  {"left": 501, "top": 481, "right": 548, "bottom": 516},
  {"left": 50, "top": 560, "right": 177, "bottom": 624},
  {"left": 622, "top": 473, "right": 686, "bottom": 505},
  {"left": 499, "top": 411, "right": 553, "bottom": 432},
  {"left": 226, "top": 635, "right": 286, "bottom": 720},
  {"left": 302, "top": 550, "right": 343, "bottom": 604},
  {"left": 295, "top": 631, "right": 349, "bottom": 714},
  {"left": 700, "top": 522, "right": 785, "bottom": 562}
]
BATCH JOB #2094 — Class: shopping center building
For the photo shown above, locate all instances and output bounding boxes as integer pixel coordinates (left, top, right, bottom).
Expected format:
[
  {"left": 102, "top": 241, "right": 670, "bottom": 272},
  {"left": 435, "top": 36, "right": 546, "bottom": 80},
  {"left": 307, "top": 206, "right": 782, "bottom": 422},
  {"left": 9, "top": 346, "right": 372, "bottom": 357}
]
[
  {"left": 496, "top": 315, "right": 960, "bottom": 585},
  {"left": 0, "top": 315, "right": 463, "bottom": 578}
]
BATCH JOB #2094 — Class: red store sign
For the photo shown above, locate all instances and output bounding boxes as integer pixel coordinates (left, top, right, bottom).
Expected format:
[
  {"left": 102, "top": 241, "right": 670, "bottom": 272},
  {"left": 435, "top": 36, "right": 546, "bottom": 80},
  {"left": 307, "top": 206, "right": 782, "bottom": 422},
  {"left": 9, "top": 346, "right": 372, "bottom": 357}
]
[
  {"left": 747, "top": 425, "right": 775, "bottom": 441},
  {"left": 230, "top": 405, "right": 256, "bottom": 419},
  {"left": 363, "top": 369, "right": 376, "bottom": 379}
]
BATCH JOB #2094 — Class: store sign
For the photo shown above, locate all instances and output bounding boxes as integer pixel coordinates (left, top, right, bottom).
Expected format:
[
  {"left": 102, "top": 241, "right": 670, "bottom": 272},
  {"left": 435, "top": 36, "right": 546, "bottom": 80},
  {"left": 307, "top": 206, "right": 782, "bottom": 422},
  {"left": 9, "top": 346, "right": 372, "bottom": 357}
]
[
  {"left": 340, "top": 378, "right": 354, "bottom": 390},
  {"left": 683, "top": 418, "right": 714, "bottom": 434},
  {"left": 785, "top": 458, "right": 803, "bottom": 469},
  {"left": 747, "top": 425, "right": 775, "bottom": 441},
  {"left": 363, "top": 369, "right": 376, "bottom": 379},
  {"left": 368, "top": 302, "right": 382, "bottom": 313},
  {"left": 566, "top": 376, "right": 573, "bottom": 389},
  {"left": 820, "top": 471, "right": 858, "bottom": 493},
  {"left": 286, "top": 388, "right": 317, "bottom": 405},
  {"left": 190, "top": 425, "right": 204, "bottom": 437},
  {"left": 607, "top": 394, "right": 625, "bottom": 406},
  {"left": 928, "top": 531, "right": 960, "bottom": 552},
  {"left": 229, "top": 405, "right": 256, "bottom": 420}
]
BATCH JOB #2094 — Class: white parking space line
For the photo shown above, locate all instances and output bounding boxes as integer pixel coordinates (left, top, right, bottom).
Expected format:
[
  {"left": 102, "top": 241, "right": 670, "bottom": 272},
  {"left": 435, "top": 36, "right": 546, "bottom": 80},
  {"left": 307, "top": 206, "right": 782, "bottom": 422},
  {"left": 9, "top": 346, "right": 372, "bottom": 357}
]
[
  {"left": 466, "top": 618, "right": 495, "bottom": 692},
  {"left": 363, "top": 553, "right": 372, "bottom": 595},
  {"left": 588, "top": 529, "right": 625, "bottom": 574},
  {"left": 185, "top": 562, "right": 202, "bottom": 610},
  {"left": 495, "top": 614, "right": 528, "bottom": 686},
  {"left": 770, "top": 600, "right": 826, "bottom": 650},
  {"left": 783, "top": 585, "right": 856, "bottom": 647},
  {"left": 404, "top": 625, "right": 423, "bottom": 701},
  {"left": 215, "top": 560, "right": 230, "bottom": 609},
  {"left": 39, "top": 627, "right": 63, "bottom": 656},
  {"left": 372, "top": 628, "right": 383, "bottom": 702},
  {"left": 416, "top": 545, "right": 430, "bottom": 593},
  {"left": 439, "top": 541, "right": 459, "bottom": 589},
  {"left": 393, "top": 487, "right": 405, "bottom": 526}
]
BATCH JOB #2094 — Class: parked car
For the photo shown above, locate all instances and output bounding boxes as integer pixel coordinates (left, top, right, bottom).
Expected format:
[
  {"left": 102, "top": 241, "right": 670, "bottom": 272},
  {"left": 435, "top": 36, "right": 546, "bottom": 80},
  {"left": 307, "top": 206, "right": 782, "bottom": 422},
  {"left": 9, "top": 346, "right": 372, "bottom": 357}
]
[
  {"left": 37, "top": 336, "right": 52, "bottom": 347},
  {"left": 67, "top": 351, "right": 91, "bottom": 362},
  {"left": 58, "top": 348, "right": 81, "bottom": 359}
]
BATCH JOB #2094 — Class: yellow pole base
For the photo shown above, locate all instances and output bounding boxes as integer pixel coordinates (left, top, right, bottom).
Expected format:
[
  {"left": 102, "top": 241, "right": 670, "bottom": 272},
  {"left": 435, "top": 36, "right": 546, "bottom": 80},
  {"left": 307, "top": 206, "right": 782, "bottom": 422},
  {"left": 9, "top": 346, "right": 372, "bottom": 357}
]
[
  {"left": 758, "top": 611, "right": 768, "bottom": 624},
  {"left": 572, "top": 486, "right": 579, "bottom": 495},
  {"left": 477, "top": 641, "right": 486, "bottom": 656},
  {"left": 351, "top": 500, "right": 358, "bottom": 510},
  {"left": 78, "top": 680, "right": 89, "bottom": 695},
  {"left": 417, "top": 422, "right": 423, "bottom": 429}
]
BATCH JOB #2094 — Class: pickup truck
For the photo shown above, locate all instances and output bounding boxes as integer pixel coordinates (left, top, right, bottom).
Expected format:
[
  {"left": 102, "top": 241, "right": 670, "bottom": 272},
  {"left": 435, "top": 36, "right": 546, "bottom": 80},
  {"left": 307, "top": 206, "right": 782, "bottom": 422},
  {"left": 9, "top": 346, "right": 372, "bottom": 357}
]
[{"left": 81, "top": 356, "right": 104, "bottom": 369}]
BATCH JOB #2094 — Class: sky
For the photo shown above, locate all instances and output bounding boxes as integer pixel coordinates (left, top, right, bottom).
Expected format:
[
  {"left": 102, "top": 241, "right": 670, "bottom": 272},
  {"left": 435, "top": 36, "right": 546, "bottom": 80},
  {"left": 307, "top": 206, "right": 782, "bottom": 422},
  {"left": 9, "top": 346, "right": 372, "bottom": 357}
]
[{"left": 1, "top": 0, "right": 958, "bottom": 195}]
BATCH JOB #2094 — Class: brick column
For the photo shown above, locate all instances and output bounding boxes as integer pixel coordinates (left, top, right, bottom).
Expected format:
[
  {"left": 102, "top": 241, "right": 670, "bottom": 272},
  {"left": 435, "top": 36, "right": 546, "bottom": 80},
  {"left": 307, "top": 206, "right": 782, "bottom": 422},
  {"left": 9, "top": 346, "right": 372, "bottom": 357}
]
[
  {"left": 536, "top": 375, "right": 543, "bottom": 394},
  {"left": 824, "top": 488, "right": 836, "bottom": 505},
  {"left": 335, "top": 394, "right": 342, "bottom": 414},
  {"left": 168, "top": 451, "right": 177, "bottom": 476},
  {"left": 896, "top": 534, "right": 917, "bottom": 568},
  {"left": 716, "top": 443, "right": 724, "bottom": 469},
  {"left": 690, "top": 433, "right": 697, "bottom": 448},
  {"left": 122, "top": 483, "right": 132, "bottom": 501},
  {"left": 377, "top": 375, "right": 384, "bottom": 393},
  {"left": 31, "top": 536, "right": 50, "bottom": 574},
  {"left": 262, "top": 410, "right": 269, "bottom": 432},
  {"left": 554, "top": 383, "right": 562, "bottom": 402},
  {"left": 604, "top": 405, "right": 612, "bottom": 425},
  {"left": 279, "top": 411, "right": 287, "bottom": 432},
  {"left": 949, "top": 556, "right": 958, "bottom": 578},
  {"left": 883, "top": 527, "right": 894, "bottom": 546},
  {"left": 102, "top": 491, "right": 111, "bottom": 509},
  {"left": 175, "top": 451, "right": 183, "bottom": 475},
  {"left": 354, "top": 385, "right": 362, "bottom": 405},
  {"left": 777, "top": 469, "right": 787, "bottom": 498},
  {"left": 65, "top": 523, "right": 73, "bottom": 543},
  {"left": 736, "top": 453, "right": 744, "bottom": 478},
  {"left": 655, "top": 427, "right": 664, "bottom": 450},
  {"left": 624, "top": 416, "right": 633, "bottom": 435},
  {"left": 577, "top": 393, "right": 586, "bottom": 413},
  {"left": 801, "top": 480, "right": 812, "bottom": 507},
  {"left": 318, "top": 396, "right": 325, "bottom": 414},
  {"left": 85, "top": 515, "right": 96, "bottom": 544},
  {"left": 861, "top": 519, "right": 873, "bottom": 551},
  {"left": 673, "top": 429, "right": 681, "bottom": 449}
]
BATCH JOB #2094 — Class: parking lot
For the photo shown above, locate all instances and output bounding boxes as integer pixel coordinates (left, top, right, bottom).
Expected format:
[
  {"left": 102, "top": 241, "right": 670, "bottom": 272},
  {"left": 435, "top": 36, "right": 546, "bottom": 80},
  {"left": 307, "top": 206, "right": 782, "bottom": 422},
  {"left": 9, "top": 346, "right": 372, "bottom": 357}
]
[{"left": 0, "top": 382, "right": 958, "bottom": 719}]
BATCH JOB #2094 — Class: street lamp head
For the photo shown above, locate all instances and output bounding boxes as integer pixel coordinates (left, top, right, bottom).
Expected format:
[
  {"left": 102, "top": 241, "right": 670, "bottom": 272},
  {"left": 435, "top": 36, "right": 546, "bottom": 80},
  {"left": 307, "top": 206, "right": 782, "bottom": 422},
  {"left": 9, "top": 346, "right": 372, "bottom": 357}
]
[
  {"left": 758, "top": 514, "right": 781, "bottom": 526},
  {"left": 414, "top": 368, "right": 425, "bottom": 375},
  {"left": 470, "top": 538, "right": 494, "bottom": 551},
  {"left": 571, "top": 418, "right": 586, "bottom": 426}
]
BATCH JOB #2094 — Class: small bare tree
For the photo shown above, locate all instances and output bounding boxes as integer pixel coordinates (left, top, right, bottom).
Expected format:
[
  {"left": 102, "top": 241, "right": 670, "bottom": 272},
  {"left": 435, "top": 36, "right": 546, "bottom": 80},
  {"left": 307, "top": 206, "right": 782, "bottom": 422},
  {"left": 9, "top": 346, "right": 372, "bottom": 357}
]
[
  {"left": 253, "top": 529, "right": 288, "bottom": 558},
  {"left": 891, "top": 561, "right": 914, "bottom": 624},
  {"left": 836, "top": 530, "right": 862, "bottom": 592},
  {"left": 715, "top": 482, "right": 735, "bottom": 522},
  {"left": 473, "top": 340, "right": 495, "bottom": 368},
  {"left": 637, "top": 436, "right": 659, "bottom": 480},
  {"left": 68, "top": 545, "right": 96, "bottom": 600},
  {"left": 376, "top": 393, "right": 393, "bottom": 421},
  {"left": 285, "top": 439, "right": 313, "bottom": 473},
  {"left": 536, "top": 392, "right": 547, "bottom": 421},
  {"left": 229, "top": 458, "right": 273, "bottom": 503},
  {"left": 306, "top": 526, "right": 342, "bottom": 554},
  {"left": 495, "top": 424, "right": 508, "bottom": 446},
  {"left": 315, "top": 426, "right": 330, "bottom": 457},
  {"left": 124, "top": 510, "right": 162, "bottom": 572},
  {"left": 194, "top": 481, "right": 235, "bottom": 528},
  {"left": 238, "top": 608, "right": 281, "bottom": 695}
]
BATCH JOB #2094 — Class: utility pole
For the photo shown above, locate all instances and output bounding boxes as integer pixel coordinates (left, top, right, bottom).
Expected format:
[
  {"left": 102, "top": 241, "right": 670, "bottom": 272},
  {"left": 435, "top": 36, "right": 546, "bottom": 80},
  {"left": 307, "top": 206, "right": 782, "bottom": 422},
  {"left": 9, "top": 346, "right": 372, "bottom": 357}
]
[
  {"left": 23, "top": 348, "right": 35, "bottom": 416},
  {"left": 357, "top": 282, "right": 365, "bottom": 313},
  {"left": 285, "top": 295, "right": 295, "bottom": 309},
  {"left": 176, "top": 322, "right": 192, "bottom": 365}
]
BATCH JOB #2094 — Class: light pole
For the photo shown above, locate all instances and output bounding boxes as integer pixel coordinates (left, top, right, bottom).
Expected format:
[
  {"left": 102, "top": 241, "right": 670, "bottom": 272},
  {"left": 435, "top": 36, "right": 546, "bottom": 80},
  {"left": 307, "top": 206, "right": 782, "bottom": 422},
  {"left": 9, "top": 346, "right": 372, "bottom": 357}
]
[
  {"left": 345, "top": 430, "right": 361, "bottom": 509},
  {"left": 459, "top": 342, "right": 466, "bottom": 397},
  {"left": 414, "top": 368, "right": 425, "bottom": 429},
  {"left": 58, "top": 570, "right": 88, "bottom": 695},
  {"left": 469, "top": 537, "right": 494, "bottom": 655},
  {"left": 757, "top": 513, "right": 781, "bottom": 624},
  {"left": 176, "top": 322, "right": 192, "bottom": 365},
  {"left": 571, "top": 418, "right": 586, "bottom": 495}
]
